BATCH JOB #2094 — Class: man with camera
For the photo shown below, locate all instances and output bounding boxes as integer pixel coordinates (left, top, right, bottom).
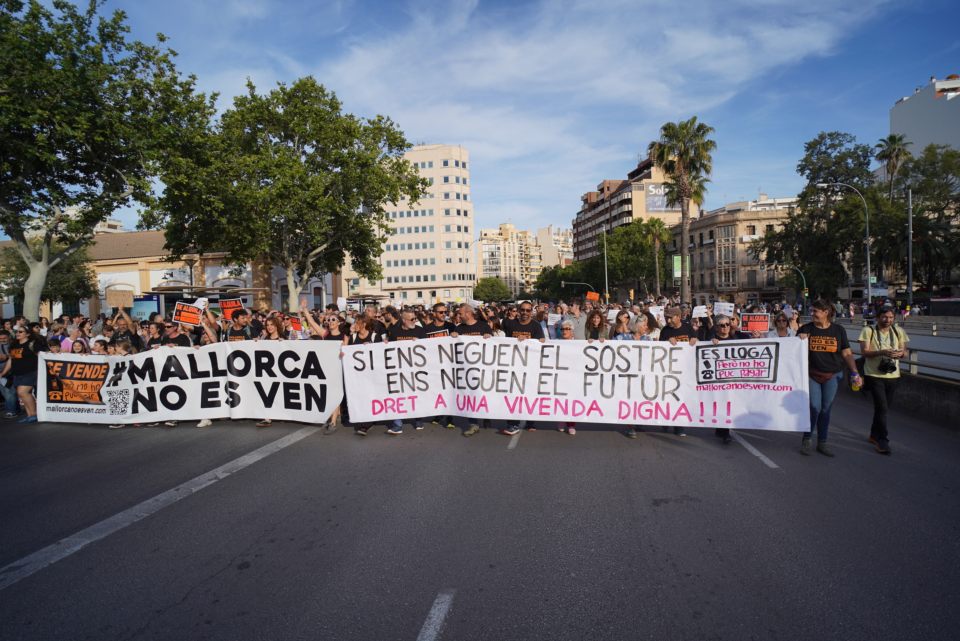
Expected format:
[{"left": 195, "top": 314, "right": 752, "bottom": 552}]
[{"left": 858, "top": 307, "right": 910, "bottom": 455}]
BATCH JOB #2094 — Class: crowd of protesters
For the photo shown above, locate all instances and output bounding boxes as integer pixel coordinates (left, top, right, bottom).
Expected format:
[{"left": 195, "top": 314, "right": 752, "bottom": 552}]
[{"left": 0, "top": 294, "right": 908, "bottom": 456}]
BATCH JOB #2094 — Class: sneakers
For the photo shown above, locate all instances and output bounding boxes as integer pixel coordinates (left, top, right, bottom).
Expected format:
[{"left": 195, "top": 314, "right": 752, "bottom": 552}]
[
  {"left": 17, "top": 415, "right": 37, "bottom": 424},
  {"left": 464, "top": 424, "right": 480, "bottom": 437},
  {"left": 800, "top": 438, "right": 812, "bottom": 456},
  {"left": 386, "top": 427, "right": 403, "bottom": 435},
  {"left": 414, "top": 423, "right": 424, "bottom": 431},
  {"left": 323, "top": 420, "right": 338, "bottom": 434},
  {"left": 196, "top": 419, "right": 213, "bottom": 428},
  {"left": 625, "top": 428, "right": 638, "bottom": 439},
  {"left": 354, "top": 426, "right": 368, "bottom": 437},
  {"left": 674, "top": 426, "right": 686, "bottom": 437},
  {"left": 499, "top": 426, "right": 520, "bottom": 436},
  {"left": 567, "top": 427, "right": 576, "bottom": 436},
  {"left": 255, "top": 420, "right": 272, "bottom": 428},
  {"left": 446, "top": 421, "right": 456, "bottom": 429},
  {"left": 868, "top": 435, "right": 879, "bottom": 446},
  {"left": 524, "top": 425, "right": 536, "bottom": 432},
  {"left": 163, "top": 420, "right": 178, "bottom": 427},
  {"left": 4, "top": 411, "right": 19, "bottom": 418},
  {"left": 816, "top": 442, "right": 835, "bottom": 457},
  {"left": 108, "top": 424, "right": 124, "bottom": 429},
  {"left": 874, "top": 439, "right": 892, "bottom": 455}
]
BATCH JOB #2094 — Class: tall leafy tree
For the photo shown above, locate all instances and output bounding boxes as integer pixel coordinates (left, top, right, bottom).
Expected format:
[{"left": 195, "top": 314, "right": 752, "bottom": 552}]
[
  {"left": 648, "top": 117, "right": 716, "bottom": 304},
  {"left": 875, "top": 134, "right": 912, "bottom": 200},
  {"left": 753, "top": 131, "right": 874, "bottom": 298},
  {"left": 147, "top": 77, "right": 427, "bottom": 312},
  {"left": 0, "top": 0, "right": 209, "bottom": 319},
  {"left": 473, "top": 277, "right": 512, "bottom": 302},
  {"left": 0, "top": 240, "right": 96, "bottom": 307}
]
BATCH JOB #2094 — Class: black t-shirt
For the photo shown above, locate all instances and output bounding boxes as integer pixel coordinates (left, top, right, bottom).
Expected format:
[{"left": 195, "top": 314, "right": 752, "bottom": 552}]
[
  {"left": 349, "top": 331, "right": 382, "bottom": 345},
  {"left": 146, "top": 335, "right": 164, "bottom": 349},
  {"left": 388, "top": 324, "right": 426, "bottom": 341},
  {"left": 9, "top": 339, "right": 40, "bottom": 376},
  {"left": 456, "top": 321, "right": 489, "bottom": 337},
  {"left": 586, "top": 326, "right": 604, "bottom": 340},
  {"left": 659, "top": 323, "right": 695, "bottom": 343},
  {"left": 165, "top": 333, "right": 192, "bottom": 348},
  {"left": 799, "top": 322, "right": 850, "bottom": 373},
  {"left": 502, "top": 319, "right": 545, "bottom": 340},
  {"left": 112, "top": 330, "right": 142, "bottom": 351},
  {"left": 424, "top": 321, "right": 457, "bottom": 339},
  {"left": 225, "top": 326, "right": 251, "bottom": 342},
  {"left": 323, "top": 331, "right": 346, "bottom": 342}
]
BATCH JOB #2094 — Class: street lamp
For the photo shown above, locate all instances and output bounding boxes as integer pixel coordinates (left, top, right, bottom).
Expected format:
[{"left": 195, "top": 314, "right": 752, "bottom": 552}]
[
  {"left": 766, "top": 263, "right": 807, "bottom": 309},
  {"left": 561, "top": 280, "right": 596, "bottom": 292},
  {"left": 601, "top": 224, "right": 610, "bottom": 304},
  {"left": 816, "top": 182, "right": 871, "bottom": 305}
]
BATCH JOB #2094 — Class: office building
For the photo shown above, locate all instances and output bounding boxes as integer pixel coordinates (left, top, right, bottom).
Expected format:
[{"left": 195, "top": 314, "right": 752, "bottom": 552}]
[{"left": 891, "top": 73, "right": 960, "bottom": 152}]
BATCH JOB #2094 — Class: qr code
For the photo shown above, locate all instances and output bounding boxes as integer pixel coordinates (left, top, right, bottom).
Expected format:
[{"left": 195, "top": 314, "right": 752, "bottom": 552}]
[{"left": 105, "top": 389, "right": 131, "bottom": 416}]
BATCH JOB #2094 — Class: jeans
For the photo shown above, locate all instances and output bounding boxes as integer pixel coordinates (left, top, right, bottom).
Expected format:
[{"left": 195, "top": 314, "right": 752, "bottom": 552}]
[
  {"left": 392, "top": 418, "right": 421, "bottom": 430},
  {"left": 866, "top": 376, "right": 899, "bottom": 442},
  {"left": 0, "top": 383, "right": 17, "bottom": 414},
  {"left": 808, "top": 372, "right": 842, "bottom": 442}
]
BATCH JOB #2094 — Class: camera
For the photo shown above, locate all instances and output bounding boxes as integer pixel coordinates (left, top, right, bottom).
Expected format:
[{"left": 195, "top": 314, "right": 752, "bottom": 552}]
[{"left": 878, "top": 357, "right": 898, "bottom": 374}]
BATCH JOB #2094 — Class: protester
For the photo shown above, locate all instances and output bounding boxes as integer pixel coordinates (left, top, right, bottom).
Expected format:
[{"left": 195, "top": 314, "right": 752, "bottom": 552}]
[
  {"left": 1, "top": 325, "right": 43, "bottom": 423},
  {"left": 385, "top": 309, "right": 426, "bottom": 434},
  {"left": 767, "top": 312, "right": 796, "bottom": 338},
  {"left": 499, "top": 301, "right": 545, "bottom": 436},
  {"left": 0, "top": 330, "right": 18, "bottom": 417},
  {"left": 584, "top": 310, "right": 607, "bottom": 341},
  {"left": 609, "top": 311, "right": 634, "bottom": 340},
  {"left": 349, "top": 317, "right": 384, "bottom": 436},
  {"left": 255, "top": 317, "right": 285, "bottom": 429},
  {"left": 709, "top": 314, "right": 739, "bottom": 445},
  {"left": 858, "top": 307, "right": 909, "bottom": 455},
  {"left": 798, "top": 299, "right": 861, "bottom": 457}
]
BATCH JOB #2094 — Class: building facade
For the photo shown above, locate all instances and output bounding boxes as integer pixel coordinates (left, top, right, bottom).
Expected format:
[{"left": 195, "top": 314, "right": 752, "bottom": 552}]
[
  {"left": 536, "top": 225, "right": 573, "bottom": 268},
  {"left": 478, "top": 224, "right": 542, "bottom": 297},
  {"left": 334, "top": 144, "right": 475, "bottom": 305},
  {"left": 891, "top": 74, "right": 960, "bottom": 153},
  {"left": 0, "top": 230, "right": 332, "bottom": 319},
  {"left": 572, "top": 158, "right": 688, "bottom": 261},
  {"left": 667, "top": 195, "right": 798, "bottom": 305}
]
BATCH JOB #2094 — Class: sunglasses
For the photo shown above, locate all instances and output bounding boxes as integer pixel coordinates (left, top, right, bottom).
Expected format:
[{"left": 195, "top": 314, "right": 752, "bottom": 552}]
[
  {"left": 164, "top": 325, "right": 173, "bottom": 329},
  {"left": 717, "top": 323, "right": 730, "bottom": 328}
]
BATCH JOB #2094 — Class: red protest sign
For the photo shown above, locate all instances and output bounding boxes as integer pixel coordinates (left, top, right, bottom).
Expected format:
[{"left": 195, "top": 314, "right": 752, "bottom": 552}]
[
  {"left": 741, "top": 313, "right": 770, "bottom": 333},
  {"left": 585, "top": 291, "right": 600, "bottom": 302},
  {"left": 219, "top": 298, "right": 244, "bottom": 320},
  {"left": 289, "top": 317, "right": 303, "bottom": 332},
  {"left": 173, "top": 301, "right": 204, "bottom": 327}
]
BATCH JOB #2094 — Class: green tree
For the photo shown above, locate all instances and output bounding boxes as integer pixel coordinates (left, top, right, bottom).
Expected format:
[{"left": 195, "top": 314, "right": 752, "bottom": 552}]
[
  {"left": 875, "top": 134, "right": 912, "bottom": 200},
  {"left": 648, "top": 117, "right": 716, "bottom": 304},
  {"left": 0, "top": 0, "right": 209, "bottom": 319},
  {"left": 642, "top": 217, "right": 672, "bottom": 297},
  {"left": 0, "top": 240, "right": 96, "bottom": 307},
  {"left": 753, "top": 131, "right": 874, "bottom": 298},
  {"left": 146, "top": 77, "right": 426, "bottom": 312},
  {"left": 473, "top": 277, "right": 512, "bottom": 302}
]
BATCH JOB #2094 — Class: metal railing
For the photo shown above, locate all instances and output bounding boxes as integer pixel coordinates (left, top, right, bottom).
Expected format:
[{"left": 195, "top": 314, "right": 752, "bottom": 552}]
[{"left": 849, "top": 344, "right": 960, "bottom": 379}]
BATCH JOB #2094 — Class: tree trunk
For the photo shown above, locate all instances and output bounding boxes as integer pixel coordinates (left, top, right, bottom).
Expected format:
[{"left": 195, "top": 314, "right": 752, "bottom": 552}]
[
  {"left": 680, "top": 199, "right": 690, "bottom": 304},
  {"left": 22, "top": 258, "right": 50, "bottom": 322},
  {"left": 654, "top": 237, "right": 662, "bottom": 297},
  {"left": 285, "top": 267, "right": 302, "bottom": 314}
]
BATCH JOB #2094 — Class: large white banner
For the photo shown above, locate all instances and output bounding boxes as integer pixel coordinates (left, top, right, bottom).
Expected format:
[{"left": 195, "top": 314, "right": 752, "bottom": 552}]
[
  {"left": 344, "top": 337, "right": 810, "bottom": 431},
  {"left": 38, "top": 341, "right": 344, "bottom": 424}
]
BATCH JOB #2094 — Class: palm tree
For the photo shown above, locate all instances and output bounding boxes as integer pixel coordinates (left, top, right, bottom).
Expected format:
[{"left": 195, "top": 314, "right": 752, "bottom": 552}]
[
  {"left": 643, "top": 217, "right": 672, "bottom": 297},
  {"left": 875, "top": 134, "right": 912, "bottom": 200},
  {"left": 648, "top": 117, "right": 716, "bottom": 304}
]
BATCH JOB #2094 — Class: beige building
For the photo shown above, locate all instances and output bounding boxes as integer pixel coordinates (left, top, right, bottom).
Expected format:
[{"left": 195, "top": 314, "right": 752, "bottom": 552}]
[
  {"left": 1, "top": 230, "right": 331, "bottom": 319},
  {"left": 478, "top": 223, "right": 542, "bottom": 297},
  {"left": 335, "top": 144, "right": 475, "bottom": 305},
  {"left": 572, "top": 157, "right": 688, "bottom": 261},
  {"left": 667, "top": 195, "right": 798, "bottom": 305},
  {"left": 536, "top": 225, "right": 573, "bottom": 268}
]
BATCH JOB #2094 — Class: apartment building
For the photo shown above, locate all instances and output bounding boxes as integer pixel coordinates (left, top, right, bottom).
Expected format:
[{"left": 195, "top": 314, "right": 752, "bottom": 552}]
[
  {"left": 536, "top": 225, "right": 573, "bottom": 268},
  {"left": 478, "top": 224, "right": 542, "bottom": 297},
  {"left": 335, "top": 144, "right": 475, "bottom": 305},
  {"left": 891, "top": 73, "right": 960, "bottom": 152},
  {"left": 572, "top": 157, "right": 687, "bottom": 261},
  {"left": 667, "top": 195, "right": 797, "bottom": 305}
]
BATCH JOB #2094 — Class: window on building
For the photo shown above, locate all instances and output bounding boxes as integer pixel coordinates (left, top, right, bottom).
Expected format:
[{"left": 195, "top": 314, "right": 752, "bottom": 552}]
[
  {"left": 746, "top": 270, "right": 757, "bottom": 287},
  {"left": 444, "top": 193, "right": 451, "bottom": 200},
  {"left": 443, "top": 160, "right": 449, "bottom": 167},
  {"left": 746, "top": 225, "right": 756, "bottom": 236},
  {"left": 765, "top": 224, "right": 774, "bottom": 233},
  {"left": 444, "top": 208, "right": 451, "bottom": 216},
  {"left": 443, "top": 176, "right": 450, "bottom": 183}
]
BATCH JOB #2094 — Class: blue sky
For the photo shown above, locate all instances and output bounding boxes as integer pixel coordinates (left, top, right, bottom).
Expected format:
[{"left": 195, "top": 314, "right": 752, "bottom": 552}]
[{"left": 107, "top": 0, "right": 960, "bottom": 232}]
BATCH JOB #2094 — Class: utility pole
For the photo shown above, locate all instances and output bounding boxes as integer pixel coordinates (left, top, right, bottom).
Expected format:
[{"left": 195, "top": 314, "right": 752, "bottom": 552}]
[{"left": 907, "top": 188, "right": 913, "bottom": 308}]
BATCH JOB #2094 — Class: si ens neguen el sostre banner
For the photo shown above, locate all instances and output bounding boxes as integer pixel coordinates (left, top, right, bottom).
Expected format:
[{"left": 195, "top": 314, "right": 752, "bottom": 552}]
[
  {"left": 344, "top": 337, "right": 810, "bottom": 431},
  {"left": 38, "top": 342, "right": 344, "bottom": 424}
]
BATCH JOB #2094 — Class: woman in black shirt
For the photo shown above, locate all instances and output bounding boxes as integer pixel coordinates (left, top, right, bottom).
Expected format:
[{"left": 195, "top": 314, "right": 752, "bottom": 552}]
[
  {"left": 797, "top": 299, "right": 861, "bottom": 457},
  {"left": 0, "top": 327, "right": 42, "bottom": 423}
]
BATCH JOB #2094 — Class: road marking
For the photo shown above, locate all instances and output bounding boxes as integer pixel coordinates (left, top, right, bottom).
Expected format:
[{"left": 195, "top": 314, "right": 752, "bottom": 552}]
[
  {"left": 0, "top": 426, "right": 319, "bottom": 592},
  {"left": 731, "top": 431, "right": 780, "bottom": 469},
  {"left": 507, "top": 431, "right": 521, "bottom": 450},
  {"left": 416, "top": 589, "right": 455, "bottom": 641}
]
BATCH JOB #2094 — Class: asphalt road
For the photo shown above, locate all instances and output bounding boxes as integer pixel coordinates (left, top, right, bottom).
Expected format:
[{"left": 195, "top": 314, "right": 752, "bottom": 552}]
[{"left": 1, "top": 395, "right": 959, "bottom": 641}]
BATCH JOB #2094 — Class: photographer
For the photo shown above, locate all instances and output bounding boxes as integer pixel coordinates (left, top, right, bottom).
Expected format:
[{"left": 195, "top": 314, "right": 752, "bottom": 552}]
[{"left": 858, "top": 307, "right": 909, "bottom": 455}]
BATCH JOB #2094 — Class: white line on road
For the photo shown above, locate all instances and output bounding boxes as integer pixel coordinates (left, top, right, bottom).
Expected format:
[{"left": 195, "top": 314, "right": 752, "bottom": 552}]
[
  {"left": 731, "top": 431, "right": 780, "bottom": 469},
  {"left": 416, "top": 589, "right": 456, "bottom": 641},
  {"left": 507, "top": 431, "right": 521, "bottom": 450},
  {"left": 0, "top": 426, "right": 319, "bottom": 592}
]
